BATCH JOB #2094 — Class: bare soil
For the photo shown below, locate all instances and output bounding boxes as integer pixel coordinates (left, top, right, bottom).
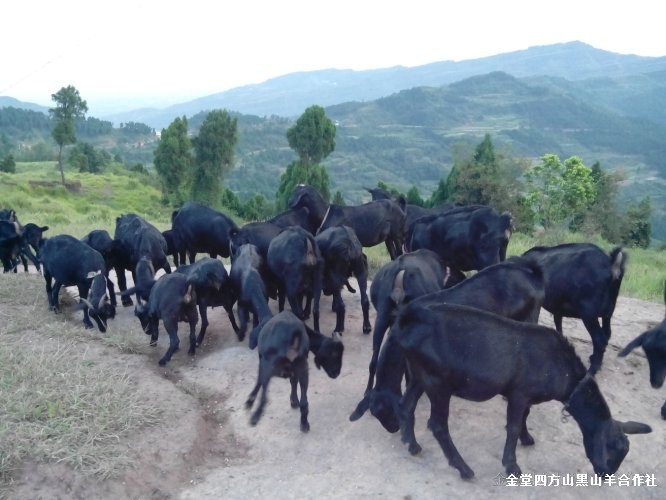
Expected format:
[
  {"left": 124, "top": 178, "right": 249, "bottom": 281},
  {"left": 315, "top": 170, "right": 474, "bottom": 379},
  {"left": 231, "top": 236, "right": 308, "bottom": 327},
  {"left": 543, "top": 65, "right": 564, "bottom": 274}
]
[{"left": 6, "top": 274, "right": 666, "bottom": 500}]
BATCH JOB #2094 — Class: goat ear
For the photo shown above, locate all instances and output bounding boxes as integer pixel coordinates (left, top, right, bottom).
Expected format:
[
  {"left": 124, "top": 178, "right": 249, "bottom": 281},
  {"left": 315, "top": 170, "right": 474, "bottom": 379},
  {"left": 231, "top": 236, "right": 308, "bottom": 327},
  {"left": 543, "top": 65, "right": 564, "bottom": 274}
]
[
  {"left": 619, "top": 421, "right": 652, "bottom": 434},
  {"left": 618, "top": 333, "right": 647, "bottom": 357},
  {"left": 349, "top": 396, "right": 370, "bottom": 421}
]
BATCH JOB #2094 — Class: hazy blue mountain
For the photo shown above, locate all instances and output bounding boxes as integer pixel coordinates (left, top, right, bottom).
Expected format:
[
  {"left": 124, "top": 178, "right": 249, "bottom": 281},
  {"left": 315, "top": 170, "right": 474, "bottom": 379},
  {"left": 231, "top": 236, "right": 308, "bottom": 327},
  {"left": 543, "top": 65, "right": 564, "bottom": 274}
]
[
  {"left": 0, "top": 96, "right": 49, "bottom": 113},
  {"left": 101, "top": 41, "right": 666, "bottom": 129}
]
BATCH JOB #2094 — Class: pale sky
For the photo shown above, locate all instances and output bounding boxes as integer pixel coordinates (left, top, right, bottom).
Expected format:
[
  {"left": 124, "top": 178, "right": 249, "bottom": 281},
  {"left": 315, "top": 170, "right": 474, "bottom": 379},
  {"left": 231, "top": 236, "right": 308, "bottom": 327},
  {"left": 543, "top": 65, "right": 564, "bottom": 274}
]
[{"left": 2, "top": 0, "right": 665, "bottom": 115}]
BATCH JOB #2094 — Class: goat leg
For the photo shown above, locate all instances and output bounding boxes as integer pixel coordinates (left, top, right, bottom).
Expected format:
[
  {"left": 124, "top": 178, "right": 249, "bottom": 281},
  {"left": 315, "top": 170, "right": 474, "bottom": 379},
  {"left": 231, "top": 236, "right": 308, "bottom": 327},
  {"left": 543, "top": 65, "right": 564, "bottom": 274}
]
[{"left": 428, "top": 392, "right": 474, "bottom": 480}]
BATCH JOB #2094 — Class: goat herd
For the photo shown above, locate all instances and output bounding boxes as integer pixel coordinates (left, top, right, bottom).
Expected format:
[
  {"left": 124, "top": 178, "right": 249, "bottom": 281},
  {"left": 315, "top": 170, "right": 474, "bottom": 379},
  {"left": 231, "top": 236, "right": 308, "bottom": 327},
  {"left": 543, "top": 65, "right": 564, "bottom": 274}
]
[{"left": 1, "top": 184, "right": 665, "bottom": 483}]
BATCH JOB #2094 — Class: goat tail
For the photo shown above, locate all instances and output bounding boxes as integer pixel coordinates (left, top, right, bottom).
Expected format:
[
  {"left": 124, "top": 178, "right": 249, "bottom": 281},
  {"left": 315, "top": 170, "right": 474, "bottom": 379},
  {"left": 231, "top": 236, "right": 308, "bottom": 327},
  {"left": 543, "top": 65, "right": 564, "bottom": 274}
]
[
  {"left": 183, "top": 284, "right": 194, "bottom": 304},
  {"left": 390, "top": 270, "right": 406, "bottom": 304},
  {"left": 609, "top": 247, "right": 627, "bottom": 281}
]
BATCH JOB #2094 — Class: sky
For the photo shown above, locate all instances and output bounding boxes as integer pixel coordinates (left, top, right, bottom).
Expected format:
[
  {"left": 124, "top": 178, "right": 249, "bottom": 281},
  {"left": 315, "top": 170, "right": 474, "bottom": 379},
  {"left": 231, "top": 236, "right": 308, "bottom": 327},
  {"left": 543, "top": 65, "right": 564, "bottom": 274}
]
[{"left": 3, "top": 0, "right": 666, "bottom": 115}]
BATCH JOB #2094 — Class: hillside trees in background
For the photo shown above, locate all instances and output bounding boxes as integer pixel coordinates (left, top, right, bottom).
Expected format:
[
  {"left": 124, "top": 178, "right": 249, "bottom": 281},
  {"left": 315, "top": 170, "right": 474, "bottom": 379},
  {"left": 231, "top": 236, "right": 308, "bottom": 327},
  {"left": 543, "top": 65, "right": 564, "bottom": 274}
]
[
  {"left": 276, "top": 105, "right": 336, "bottom": 209},
  {"left": 68, "top": 142, "right": 111, "bottom": 173},
  {"left": 429, "top": 134, "right": 531, "bottom": 228},
  {"left": 0, "top": 154, "right": 16, "bottom": 173},
  {"left": 154, "top": 116, "right": 192, "bottom": 205},
  {"left": 621, "top": 197, "right": 652, "bottom": 248},
  {"left": 49, "top": 85, "right": 88, "bottom": 186},
  {"left": 191, "top": 110, "right": 238, "bottom": 207}
]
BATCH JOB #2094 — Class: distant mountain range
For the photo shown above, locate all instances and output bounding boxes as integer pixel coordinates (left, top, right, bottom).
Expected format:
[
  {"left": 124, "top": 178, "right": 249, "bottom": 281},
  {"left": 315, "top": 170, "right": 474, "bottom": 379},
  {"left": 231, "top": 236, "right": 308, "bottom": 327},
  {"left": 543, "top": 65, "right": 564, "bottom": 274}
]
[{"left": 95, "top": 41, "right": 666, "bottom": 129}]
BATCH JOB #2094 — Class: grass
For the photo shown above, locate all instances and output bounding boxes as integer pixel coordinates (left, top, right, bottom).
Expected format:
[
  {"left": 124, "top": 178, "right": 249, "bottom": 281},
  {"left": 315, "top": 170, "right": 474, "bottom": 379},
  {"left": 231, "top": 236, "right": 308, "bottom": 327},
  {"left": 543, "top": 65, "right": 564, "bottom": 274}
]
[
  {"left": 0, "top": 273, "right": 162, "bottom": 483},
  {"left": 0, "top": 162, "right": 172, "bottom": 237}
]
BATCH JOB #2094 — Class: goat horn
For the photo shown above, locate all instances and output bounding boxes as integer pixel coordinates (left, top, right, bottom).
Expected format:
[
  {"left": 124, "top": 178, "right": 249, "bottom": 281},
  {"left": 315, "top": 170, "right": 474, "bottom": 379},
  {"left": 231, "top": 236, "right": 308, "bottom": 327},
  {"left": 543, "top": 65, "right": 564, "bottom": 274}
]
[
  {"left": 332, "top": 331, "right": 342, "bottom": 342},
  {"left": 98, "top": 294, "right": 108, "bottom": 310},
  {"left": 618, "top": 332, "right": 647, "bottom": 357}
]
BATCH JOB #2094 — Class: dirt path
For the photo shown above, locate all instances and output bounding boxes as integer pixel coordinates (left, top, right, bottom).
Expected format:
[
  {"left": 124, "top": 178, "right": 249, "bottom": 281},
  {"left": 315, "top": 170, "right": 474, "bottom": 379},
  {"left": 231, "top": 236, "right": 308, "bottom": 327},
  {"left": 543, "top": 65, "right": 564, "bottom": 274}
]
[{"left": 8, "top": 276, "right": 666, "bottom": 500}]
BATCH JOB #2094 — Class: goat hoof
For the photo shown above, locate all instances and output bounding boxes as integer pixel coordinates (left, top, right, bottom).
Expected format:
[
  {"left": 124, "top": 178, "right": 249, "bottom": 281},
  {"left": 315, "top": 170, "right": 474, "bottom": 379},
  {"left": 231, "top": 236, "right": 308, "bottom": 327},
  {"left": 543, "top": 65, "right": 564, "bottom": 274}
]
[
  {"left": 458, "top": 466, "right": 475, "bottom": 480},
  {"left": 158, "top": 359, "right": 167, "bottom": 366},
  {"left": 408, "top": 442, "right": 422, "bottom": 455},
  {"left": 122, "top": 298, "right": 133, "bottom": 307},
  {"left": 300, "top": 421, "right": 310, "bottom": 433},
  {"left": 660, "top": 404, "right": 666, "bottom": 420},
  {"left": 250, "top": 413, "right": 261, "bottom": 426},
  {"left": 520, "top": 433, "right": 535, "bottom": 446},
  {"left": 290, "top": 399, "right": 299, "bottom": 409},
  {"left": 504, "top": 463, "right": 521, "bottom": 477},
  {"left": 363, "top": 325, "right": 372, "bottom": 334}
]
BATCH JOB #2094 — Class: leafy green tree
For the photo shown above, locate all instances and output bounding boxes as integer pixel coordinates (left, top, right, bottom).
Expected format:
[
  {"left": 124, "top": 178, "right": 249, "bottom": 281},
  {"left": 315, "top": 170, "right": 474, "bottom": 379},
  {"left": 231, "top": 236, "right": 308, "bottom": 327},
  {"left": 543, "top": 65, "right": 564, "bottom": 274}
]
[
  {"left": 191, "top": 110, "right": 238, "bottom": 207},
  {"left": 221, "top": 188, "right": 241, "bottom": 213},
  {"left": 406, "top": 186, "right": 425, "bottom": 206},
  {"left": 49, "top": 85, "right": 88, "bottom": 185},
  {"left": 154, "top": 116, "right": 192, "bottom": 205},
  {"left": 68, "top": 142, "right": 110, "bottom": 173},
  {"left": 444, "top": 134, "right": 500, "bottom": 205},
  {"left": 276, "top": 106, "right": 336, "bottom": 209},
  {"left": 621, "top": 197, "right": 652, "bottom": 248},
  {"left": 581, "top": 162, "right": 623, "bottom": 240},
  {"left": 286, "top": 105, "right": 336, "bottom": 167},
  {"left": 0, "top": 154, "right": 16, "bottom": 173},
  {"left": 525, "top": 154, "right": 594, "bottom": 229}
]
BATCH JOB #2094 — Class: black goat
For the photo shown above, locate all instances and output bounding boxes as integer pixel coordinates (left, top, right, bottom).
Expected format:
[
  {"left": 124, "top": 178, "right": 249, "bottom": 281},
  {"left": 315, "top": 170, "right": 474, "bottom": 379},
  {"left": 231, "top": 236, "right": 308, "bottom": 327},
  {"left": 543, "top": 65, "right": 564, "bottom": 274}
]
[
  {"left": 315, "top": 226, "right": 371, "bottom": 335},
  {"left": 523, "top": 242, "right": 627, "bottom": 374},
  {"left": 171, "top": 202, "right": 238, "bottom": 263},
  {"left": 245, "top": 310, "right": 312, "bottom": 432},
  {"left": 39, "top": 234, "right": 115, "bottom": 332},
  {"left": 230, "top": 244, "right": 273, "bottom": 338},
  {"left": 118, "top": 255, "right": 156, "bottom": 304},
  {"left": 362, "top": 249, "right": 446, "bottom": 394},
  {"left": 407, "top": 205, "right": 513, "bottom": 272},
  {"left": 81, "top": 229, "right": 129, "bottom": 310},
  {"left": 114, "top": 213, "right": 171, "bottom": 306},
  {"left": 134, "top": 272, "right": 198, "bottom": 366},
  {"left": 352, "top": 256, "right": 546, "bottom": 455},
  {"left": 619, "top": 282, "right": 666, "bottom": 419},
  {"left": 175, "top": 257, "right": 241, "bottom": 344},
  {"left": 392, "top": 301, "right": 651, "bottom": 479},
  {"left": 288, "top": 185, "right": 406, "bottom": 259},
  {"left": 267, "top": 226, "right": 323, "bottom": 330},
  {"left": 246, "top": 310, "right": 344, "bottom": 432}
]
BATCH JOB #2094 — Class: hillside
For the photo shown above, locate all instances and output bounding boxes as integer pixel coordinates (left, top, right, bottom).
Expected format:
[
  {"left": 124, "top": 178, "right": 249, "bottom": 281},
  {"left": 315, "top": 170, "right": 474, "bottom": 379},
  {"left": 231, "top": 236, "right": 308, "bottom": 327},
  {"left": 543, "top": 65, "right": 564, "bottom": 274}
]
[{"left": 222, "top": 72, "right": 666, "bottom": 239}]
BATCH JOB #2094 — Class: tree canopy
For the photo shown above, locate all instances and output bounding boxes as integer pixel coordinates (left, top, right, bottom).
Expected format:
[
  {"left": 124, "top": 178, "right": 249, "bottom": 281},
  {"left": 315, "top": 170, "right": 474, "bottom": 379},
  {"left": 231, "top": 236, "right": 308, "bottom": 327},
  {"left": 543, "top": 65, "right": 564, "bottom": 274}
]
[
  {"left": 286, "top": 105, "right": 336, "bottom": 166},
  {"left": 191, "top": 110, "right": 238, "bottom": 207},
  {"left": 154, "top": 116, "right": 192, "bottom": 205}
]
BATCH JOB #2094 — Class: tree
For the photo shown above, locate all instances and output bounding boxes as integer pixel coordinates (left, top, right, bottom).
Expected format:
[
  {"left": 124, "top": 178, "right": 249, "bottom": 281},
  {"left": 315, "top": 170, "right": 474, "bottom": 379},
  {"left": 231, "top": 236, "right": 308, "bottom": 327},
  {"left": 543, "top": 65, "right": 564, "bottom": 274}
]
[
  {"left": 332, "top": 191, "right": 346, "bottom": 205},
  {"left": 286, "top": 105, "right": 336, "bottom": 167},
  {"left": 49, "top": 85, "right": 88, "bottom": 185},
  {"left": 0, "top": 154, "right": 16, "bottom": 173},
  {"left": 68, "top": 142, "right": 110, "bottom": 173},
  {"left": 154, "top": 116, "right": 192, "bottom": 205},
  {"left": 276, "top": 106, "right": 336, "bottom": 209},
  {"left": 525, "top": 154, "right": 594, "bottom": 230},
  {"left": 621, "top": 197, "right": 652, "bottom": 248},
  {"left": 191, "top": 110, "right": 238, "bottom": 207},
  {"left": 406, "top": 186, "right": 425, "bottom": 206},
  {"left": 444, "top": 134, "right": 500, "bottom": 205}
]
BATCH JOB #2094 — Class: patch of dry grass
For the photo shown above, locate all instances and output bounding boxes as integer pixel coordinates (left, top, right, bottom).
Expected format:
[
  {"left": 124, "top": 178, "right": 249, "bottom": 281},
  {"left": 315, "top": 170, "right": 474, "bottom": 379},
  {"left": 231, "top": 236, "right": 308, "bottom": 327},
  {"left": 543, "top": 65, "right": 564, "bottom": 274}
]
[{"left": 0, "top": 273, "right": 163, "bottom": 483}]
